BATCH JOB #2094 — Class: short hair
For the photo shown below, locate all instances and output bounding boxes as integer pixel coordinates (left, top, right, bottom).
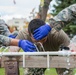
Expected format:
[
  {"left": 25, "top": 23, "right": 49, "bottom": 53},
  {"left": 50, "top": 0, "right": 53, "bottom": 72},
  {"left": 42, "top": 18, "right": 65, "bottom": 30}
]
[{"left": 28, "top": 19, "right": 45, "bottom": 35}]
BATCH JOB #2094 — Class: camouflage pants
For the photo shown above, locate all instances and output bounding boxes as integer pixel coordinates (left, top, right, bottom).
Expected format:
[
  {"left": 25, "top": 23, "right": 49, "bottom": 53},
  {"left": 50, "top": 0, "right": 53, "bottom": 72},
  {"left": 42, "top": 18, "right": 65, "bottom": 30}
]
[
  {"left": 24, "top": 68, "right": 73, "bottom": 75},
  {"left": 24, "top": 68, "right": 46, "bottom": 75},
  {"left": 56, "top": 68, "right": 73, "bottom": 75}
]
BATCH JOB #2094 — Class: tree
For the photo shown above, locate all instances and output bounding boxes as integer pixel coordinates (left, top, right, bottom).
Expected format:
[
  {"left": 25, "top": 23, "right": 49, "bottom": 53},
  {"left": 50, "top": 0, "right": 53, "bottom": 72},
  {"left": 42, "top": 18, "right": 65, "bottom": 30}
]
[
  {"left": 39, "top": 0, "right": 52, "bottom": 21},
  {"left": 53, "top": 0, "right": 76, "bottom": 15}
]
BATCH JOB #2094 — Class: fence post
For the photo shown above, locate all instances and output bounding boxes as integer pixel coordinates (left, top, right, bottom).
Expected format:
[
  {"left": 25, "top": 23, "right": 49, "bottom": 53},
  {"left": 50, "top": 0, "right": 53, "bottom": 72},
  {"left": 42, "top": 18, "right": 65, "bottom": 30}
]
[{"left": 4, "top": 56, "right": 20, "bottom": 75}]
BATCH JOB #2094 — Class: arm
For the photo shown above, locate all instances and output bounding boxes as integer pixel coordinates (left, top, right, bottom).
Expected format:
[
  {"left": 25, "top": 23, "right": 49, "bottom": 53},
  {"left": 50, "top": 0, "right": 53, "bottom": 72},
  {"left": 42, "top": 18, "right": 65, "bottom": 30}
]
[
  {"left": 49, "top": 4, "right": 76, "bottom": 31},
  {"left": 0, "top": 24, "right": 18, "bottom": 38},
  {"left": 0, "top": 35, "right": 36, "bottom": 52},
  {"left": 0, "top": 25, "right": 11, "bottom": 36},
  {"left": 8, "top": 30, "right": 22, "bottom": 52},
  {"left": 0, "top": 35, "right": 19, "bottom": 46}
]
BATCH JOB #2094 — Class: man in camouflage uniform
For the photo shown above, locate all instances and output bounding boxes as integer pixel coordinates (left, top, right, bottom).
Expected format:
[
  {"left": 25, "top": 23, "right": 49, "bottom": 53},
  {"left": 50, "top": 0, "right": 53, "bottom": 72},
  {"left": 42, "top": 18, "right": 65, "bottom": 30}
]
[{"left": 0, "top": 4, "right": 76, "bottom": 75}]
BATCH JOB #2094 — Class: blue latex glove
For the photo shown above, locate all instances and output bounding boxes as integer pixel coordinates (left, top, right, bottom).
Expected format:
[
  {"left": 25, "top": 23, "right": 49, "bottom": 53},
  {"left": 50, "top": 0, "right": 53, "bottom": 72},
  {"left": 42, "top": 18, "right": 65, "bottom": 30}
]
[
  {"left": 8, "top": 34, "right": 17, "bottom": 38},
  {"left": 8, "top": 31, "right": 18, "bottom": 38},
  {"left": 18, "top": 40, "right": 36, "bottom": 52},
  {"left": 33, "top": 24, "right": 51, "bottom": 40}
]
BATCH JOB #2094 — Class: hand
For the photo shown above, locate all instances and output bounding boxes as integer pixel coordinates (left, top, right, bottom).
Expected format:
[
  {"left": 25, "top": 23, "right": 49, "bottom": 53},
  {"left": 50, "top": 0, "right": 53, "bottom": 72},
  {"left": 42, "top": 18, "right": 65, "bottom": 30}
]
[
  {"left": 18, "top": 40, "right": 36, "bottom": 52},
  {"left": 9, "top": 34, "right": 17, "bottom": 38},
  {"left": 33, "top": 24, "right": 51, "bottom": 40},
  {"left": 0, "top": 25, "right": 11, "bottom": 36},
  {"left": 12, "top": 31, "right": 18, "bottom": 37},
  {"left": 9, "top": 31, "right": 18, "bottom": 38}
]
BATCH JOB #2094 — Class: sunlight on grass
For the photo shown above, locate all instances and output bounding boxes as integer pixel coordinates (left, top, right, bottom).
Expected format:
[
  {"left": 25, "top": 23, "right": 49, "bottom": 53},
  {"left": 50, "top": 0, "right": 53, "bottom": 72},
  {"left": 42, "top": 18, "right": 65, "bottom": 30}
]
[
  {"left": 0, "top": 68, "right": 5, "bottom": 75},
  {"left": 44, "top": 68, "right": 58, "bottom": 75}
]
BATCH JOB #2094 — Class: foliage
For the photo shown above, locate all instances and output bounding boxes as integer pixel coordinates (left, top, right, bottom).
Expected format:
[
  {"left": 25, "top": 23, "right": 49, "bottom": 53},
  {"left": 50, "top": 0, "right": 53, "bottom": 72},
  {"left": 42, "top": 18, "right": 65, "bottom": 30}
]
[
  {"left": 52, "top": 0, "right": 76, "bottom": 15},
  {"left": 51, "top": 0, "right": 76, "bottom": 36}
]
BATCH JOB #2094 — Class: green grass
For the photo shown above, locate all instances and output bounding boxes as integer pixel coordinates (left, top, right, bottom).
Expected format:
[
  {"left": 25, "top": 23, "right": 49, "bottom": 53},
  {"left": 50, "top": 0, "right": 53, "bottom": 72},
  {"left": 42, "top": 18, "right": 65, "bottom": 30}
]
[
  {"left": 44, "top": 68, "right": 58, "bottom": 75},
  {"left": 0, "top": 68, "right": 24, "bottom": 75},
  {"left": 0, "top": 68, "right": 5, "bottom": 75},
  {"left": 73, "top": 68, "right": 76, "bottom": 75},
  {"left": 0, "top": 47, "right": 23, "bottom": 52}
]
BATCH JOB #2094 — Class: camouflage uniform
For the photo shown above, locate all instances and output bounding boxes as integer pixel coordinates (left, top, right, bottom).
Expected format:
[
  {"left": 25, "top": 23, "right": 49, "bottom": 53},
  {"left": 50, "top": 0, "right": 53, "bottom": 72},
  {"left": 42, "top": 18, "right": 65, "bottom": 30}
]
[
  {"left": 0, "top": 19, "right": 11, "bottom": 46},
  {"left": 0, "top": 35, "right": 11, "bottom": 46},
  {"left": 0, "top": 19, "right": 11, "bottom": 36},
  {"left": 49, "top": 3, "right": 76, "bottom": 32},
  {"left": 25, "top": 68, "right": 45, "bottom": 75}
]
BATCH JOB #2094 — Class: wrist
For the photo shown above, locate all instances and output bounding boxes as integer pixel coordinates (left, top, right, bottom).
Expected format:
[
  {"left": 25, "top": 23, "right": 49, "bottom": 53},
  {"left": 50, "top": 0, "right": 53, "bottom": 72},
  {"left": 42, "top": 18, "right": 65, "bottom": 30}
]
[
  {"left": 18, "top": 40, "right": 22, "bottom": 47},
  {"left": 45, "top": 24, "right": 52, "bottom": 32},
  {"left": 8, "top": 34, "right": 16, "bottom": 38}
]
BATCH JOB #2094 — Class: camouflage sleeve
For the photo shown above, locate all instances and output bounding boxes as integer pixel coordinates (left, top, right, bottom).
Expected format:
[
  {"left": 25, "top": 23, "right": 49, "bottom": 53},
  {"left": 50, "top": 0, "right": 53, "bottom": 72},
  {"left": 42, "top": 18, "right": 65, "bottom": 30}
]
[
  {"left": 0, "top": 25, "right": 11, "bottom": 36},
  {"left": 49, "top": 4, "right": 76, "bottom": 31},
  {"left": 0, "top": 35, "right": 11, "bottom": 46}
]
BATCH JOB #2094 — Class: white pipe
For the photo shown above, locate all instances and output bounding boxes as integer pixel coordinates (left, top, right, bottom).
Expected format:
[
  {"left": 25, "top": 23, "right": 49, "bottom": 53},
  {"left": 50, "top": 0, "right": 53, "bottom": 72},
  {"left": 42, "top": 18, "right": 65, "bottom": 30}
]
[
  {"left": 34, "top": 44, "right": 39, "bottom": 52},
  {"left": 47, "top": 52, "right": 49, "bottom": 68},
  {"left": 0, "top": 51, "right": 76, "bottom": 68},
  {"left": 23, "top": 54, "right": 25, "bottom": 68},
  {"left": 0, "top": 51, "right": 76, "bottom": 56},
  {"left": 0, "top": 52, "right": 59, "bottom": 56}
]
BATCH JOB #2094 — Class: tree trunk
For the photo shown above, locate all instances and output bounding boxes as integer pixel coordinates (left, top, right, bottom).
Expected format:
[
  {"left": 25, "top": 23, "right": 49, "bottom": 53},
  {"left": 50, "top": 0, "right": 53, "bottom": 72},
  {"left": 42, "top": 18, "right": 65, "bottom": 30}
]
[{"left": 39, "top": 0, "right": 52, "bottom": 21}]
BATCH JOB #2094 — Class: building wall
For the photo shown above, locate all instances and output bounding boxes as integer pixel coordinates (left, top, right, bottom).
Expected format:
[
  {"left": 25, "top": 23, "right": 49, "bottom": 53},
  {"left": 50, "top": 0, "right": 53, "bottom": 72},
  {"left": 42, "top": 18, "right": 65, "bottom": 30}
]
[
  {"left": 7, "top": 18, "right": 28, "bottom": 30},
  {"left": 7, "top": 18, "right": 27, "bottom": 27}
]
